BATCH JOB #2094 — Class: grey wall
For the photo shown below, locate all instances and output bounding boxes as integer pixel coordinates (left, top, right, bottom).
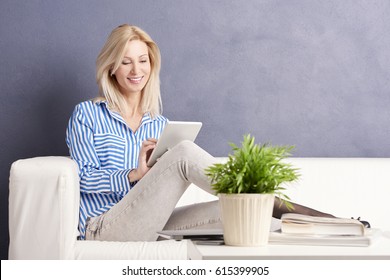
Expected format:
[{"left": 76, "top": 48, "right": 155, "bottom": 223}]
[{"left": 1, "top": 0, "right": 389, "bottom": 259}]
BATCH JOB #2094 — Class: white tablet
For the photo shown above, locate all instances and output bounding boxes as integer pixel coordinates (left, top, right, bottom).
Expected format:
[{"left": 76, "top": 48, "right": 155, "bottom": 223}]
[{"left": 147, "top": 121, "right": 203, "bottom": 167}]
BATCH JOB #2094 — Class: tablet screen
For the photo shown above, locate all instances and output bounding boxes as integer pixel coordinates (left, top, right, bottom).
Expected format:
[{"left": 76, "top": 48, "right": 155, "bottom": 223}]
[{"left": 147, "top": 121, "right": 202, "bottom": 167}]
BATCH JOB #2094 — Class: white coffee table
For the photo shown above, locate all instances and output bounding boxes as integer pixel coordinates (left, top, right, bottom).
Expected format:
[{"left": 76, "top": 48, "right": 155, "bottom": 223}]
[{"left": 188, "top": 231, "right": 390, "bottom": 260}]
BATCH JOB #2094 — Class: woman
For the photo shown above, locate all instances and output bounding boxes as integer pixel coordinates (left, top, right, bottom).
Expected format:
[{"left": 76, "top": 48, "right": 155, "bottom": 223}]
[{"left": 66, "top": 24, "right": 332, "bottom": 242}]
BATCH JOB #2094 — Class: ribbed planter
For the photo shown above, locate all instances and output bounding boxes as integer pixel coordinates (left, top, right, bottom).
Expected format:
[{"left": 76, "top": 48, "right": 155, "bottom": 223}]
[{"left": 218, "top": 193, "right": 275, "bottom": 246}]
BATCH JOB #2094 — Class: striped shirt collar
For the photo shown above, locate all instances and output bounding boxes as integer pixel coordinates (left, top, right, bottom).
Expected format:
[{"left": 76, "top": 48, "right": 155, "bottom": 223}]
[{"left": 95, "top": 99, "right": 154, "bottom": 128}]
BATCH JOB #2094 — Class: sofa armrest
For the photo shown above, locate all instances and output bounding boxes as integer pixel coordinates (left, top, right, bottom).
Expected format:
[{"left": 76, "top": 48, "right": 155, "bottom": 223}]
[{"left": 9, "top": 156, "right": 80, "bottom": 259}]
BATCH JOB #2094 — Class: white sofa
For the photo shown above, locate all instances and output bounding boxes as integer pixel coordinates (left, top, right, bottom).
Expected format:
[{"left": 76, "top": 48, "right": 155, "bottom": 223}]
[{"left": 8, "top": 156, "right": 390, "bottom": 259}]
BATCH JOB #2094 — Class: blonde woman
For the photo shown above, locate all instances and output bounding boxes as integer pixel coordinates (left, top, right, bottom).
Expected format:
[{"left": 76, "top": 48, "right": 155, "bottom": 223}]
[{"left": 66, "top": 24, "right": 333, "bottom": 242}]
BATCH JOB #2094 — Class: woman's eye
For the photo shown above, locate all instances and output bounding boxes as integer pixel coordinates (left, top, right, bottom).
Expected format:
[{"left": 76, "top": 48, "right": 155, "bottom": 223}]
[
  {"left": 140, "top": 60, "right": 148, "bottom": 63},
  {"left": 122, "top": 61, "right": 131, "bottom": 65}
]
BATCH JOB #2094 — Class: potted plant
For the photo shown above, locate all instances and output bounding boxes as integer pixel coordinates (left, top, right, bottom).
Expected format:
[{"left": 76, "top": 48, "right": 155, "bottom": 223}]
[{"left": 205, "top": 134, "right": 299, "bottom": 246}]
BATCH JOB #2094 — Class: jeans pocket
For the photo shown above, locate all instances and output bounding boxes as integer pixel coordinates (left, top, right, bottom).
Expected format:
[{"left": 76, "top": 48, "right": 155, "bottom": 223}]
[{"left": 85, "top": 214, "right": 105, "bottom": 233}]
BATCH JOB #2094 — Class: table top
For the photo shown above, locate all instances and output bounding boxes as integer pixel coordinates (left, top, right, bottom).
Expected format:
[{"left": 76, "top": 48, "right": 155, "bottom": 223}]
[{"left": 188, "top": 231, "right": 390, "bottom": 260}]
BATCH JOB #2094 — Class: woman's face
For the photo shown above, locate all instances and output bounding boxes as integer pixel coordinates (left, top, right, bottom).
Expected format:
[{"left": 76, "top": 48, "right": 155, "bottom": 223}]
[{"left": 114, "top": 39, "right": 151, "bottom": 96}]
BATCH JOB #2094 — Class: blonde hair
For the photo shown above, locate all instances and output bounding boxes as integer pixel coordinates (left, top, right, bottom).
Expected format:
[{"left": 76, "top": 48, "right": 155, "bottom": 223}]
[{"left": 96, "top": 24, "right": 162, "bottom": 117}]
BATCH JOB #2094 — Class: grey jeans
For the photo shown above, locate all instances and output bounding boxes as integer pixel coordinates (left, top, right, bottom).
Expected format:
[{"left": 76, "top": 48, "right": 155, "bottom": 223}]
[{"left": 85, "top": 140, "right": 221, "bottom": 241}]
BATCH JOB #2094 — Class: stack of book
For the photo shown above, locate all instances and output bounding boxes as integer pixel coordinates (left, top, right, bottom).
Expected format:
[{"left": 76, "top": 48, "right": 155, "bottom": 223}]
[{"left": 269, "top": 213, "right": 377, "bottom": 247}]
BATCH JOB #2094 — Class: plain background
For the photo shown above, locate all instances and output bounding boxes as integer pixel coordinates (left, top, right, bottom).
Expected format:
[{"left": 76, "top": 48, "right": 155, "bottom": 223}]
[{"left": 1, "top": 0, "right": 390, "bottom": 259}]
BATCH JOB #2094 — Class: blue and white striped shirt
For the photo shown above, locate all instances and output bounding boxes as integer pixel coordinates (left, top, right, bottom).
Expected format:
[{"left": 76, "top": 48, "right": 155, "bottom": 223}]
[{"left": 65, "top": 100, "right": 167, "bottom": 239}]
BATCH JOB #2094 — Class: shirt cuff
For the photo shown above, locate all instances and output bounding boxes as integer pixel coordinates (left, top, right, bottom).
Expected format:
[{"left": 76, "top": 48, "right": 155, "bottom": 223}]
[{"left": 110, "top": 169, "right": 133, "bottom": 192}]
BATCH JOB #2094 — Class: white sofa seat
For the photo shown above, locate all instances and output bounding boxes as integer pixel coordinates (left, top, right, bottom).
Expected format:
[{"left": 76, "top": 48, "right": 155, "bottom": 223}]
[
  {"left": 8, "top": 156, "right": 390, "bottom": 259},
  {"left": 8, "top": 157, "right": 192, "bottom": 260},
  {"left": 283, "top": 158, "right": 390, "bottom": 231}
]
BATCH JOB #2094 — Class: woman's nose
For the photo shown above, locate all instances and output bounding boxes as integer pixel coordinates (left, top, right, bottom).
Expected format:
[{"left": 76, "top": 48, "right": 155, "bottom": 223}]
[{"left": 130, "top": 63, "right": 138, "bottom": 74}]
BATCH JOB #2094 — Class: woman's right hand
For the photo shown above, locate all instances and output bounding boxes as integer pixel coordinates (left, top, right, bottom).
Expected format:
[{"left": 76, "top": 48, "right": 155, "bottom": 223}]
[{"left": 128, "top": 138, "right": 157, "bottom": 182}]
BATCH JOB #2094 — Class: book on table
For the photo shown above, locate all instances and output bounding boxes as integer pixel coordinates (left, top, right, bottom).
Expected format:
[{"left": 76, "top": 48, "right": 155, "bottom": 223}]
[
  {"left": 269, "top": 228, "right": 379, "bottom": 247},
  {"left": 280, "top": 213, "right": 366, "bottom": 236},
  {"left": 268, "top": 213, "right": 378, "bottom": 247}
]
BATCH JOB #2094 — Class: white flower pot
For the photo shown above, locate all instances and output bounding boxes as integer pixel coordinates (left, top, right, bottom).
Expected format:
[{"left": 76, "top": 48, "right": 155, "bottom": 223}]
[{"left": 218, "top": 193, "right": 275, "bottom": 246}]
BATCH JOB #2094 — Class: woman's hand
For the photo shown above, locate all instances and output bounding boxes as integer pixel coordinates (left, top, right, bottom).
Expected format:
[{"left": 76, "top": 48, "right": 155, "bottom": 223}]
[{"left": 128, "top": 138, "right": 157, "bottom": 182}]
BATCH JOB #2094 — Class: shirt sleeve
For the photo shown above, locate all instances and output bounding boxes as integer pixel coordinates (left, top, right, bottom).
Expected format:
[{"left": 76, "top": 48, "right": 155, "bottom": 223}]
[{"left": 65, "top": 103, "right": 133, "bottom": 194}]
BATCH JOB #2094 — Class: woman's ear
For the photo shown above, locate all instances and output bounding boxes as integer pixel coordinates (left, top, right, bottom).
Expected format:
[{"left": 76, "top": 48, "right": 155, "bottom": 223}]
[{"left": 109, "top": 66, "right": 115, "bottom": 77}]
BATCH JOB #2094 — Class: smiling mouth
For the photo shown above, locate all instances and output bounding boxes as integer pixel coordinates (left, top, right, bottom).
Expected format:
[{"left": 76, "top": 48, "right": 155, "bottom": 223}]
[{"left": 128, "top": 76, "right": 143, "bottom": 84}]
